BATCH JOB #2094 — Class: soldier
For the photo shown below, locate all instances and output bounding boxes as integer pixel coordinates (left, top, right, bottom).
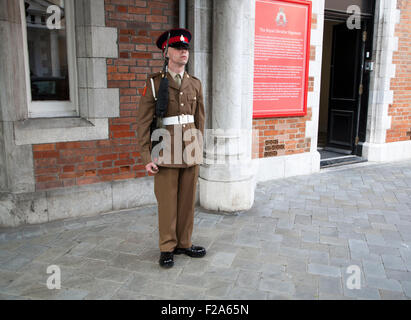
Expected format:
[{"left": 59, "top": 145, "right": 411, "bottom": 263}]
[{"left": 136, "top": 28, "right": 206, "bottom": 268}]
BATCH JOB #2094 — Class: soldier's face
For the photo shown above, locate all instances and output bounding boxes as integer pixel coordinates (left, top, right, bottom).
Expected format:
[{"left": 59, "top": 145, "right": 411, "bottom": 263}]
[{"left": 167, "top": 47, "right": 189, "bottom": 66}]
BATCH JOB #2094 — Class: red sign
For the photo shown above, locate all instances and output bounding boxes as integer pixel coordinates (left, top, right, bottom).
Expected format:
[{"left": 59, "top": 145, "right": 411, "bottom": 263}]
[{"left": 253, "top": 0, "right": 312, "bottom": 118}]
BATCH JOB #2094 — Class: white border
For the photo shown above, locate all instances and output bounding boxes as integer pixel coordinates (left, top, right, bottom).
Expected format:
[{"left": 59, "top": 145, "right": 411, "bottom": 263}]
[{"left": 253, "top": 0, "right": 309, "bottom": 114}]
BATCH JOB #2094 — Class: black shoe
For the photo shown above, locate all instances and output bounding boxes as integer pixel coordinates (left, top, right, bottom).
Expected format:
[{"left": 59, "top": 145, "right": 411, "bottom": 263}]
[
  {"left": 159, "top": 252, "right": 174, "bottom": 268},
  {"left": 174, "top": 245, "right": 206, "bottom": 258}
]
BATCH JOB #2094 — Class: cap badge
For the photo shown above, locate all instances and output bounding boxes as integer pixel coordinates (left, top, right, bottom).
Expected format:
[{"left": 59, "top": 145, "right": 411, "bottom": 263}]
[{"left": 180, "top": 35, "right": 185, "bottom": 42}]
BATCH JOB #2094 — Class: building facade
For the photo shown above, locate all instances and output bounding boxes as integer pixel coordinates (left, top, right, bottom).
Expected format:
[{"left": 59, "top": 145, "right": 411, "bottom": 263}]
[{"left": 0, "top": 0, "right": 410, "bottom": 227}]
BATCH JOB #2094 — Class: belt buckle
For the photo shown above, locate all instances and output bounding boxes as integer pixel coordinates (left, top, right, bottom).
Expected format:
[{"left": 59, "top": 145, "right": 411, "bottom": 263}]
[{"left": 179, "top": 114, "right": 186, "bottom": 124}]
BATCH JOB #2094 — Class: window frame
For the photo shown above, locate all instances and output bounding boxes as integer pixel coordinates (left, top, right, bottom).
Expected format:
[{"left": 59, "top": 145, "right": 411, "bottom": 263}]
[{"left": 20, "top": 0, "right": 79, "bottom": 118}]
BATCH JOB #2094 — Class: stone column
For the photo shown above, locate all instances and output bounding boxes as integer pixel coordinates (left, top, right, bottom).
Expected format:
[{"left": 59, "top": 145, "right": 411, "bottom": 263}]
[
  {"left": 362, "top": 0, "right": 404, "bottom": 161},
  {"left": 199, "top": 0, "right": 257, "bottom": 212},
  {"left": 0, "top": 0, "right": 35, "bottom": 195}
]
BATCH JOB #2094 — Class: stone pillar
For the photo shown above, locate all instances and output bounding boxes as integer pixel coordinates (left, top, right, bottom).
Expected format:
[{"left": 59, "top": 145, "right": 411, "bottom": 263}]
[
  {"left": 199, "top": 0, "right": 257, "bottom": 212},
  {"left": 362, "top": 0, "right": 406, "bottom": 161},
  {"left": 0, "top": 0, "right": 35, "bottom": 196}
]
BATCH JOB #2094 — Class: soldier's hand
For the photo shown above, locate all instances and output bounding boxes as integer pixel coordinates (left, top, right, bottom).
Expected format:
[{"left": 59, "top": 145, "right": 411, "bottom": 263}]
[{"left": 146, "top": 162, "right": 159, "bottom": 174}]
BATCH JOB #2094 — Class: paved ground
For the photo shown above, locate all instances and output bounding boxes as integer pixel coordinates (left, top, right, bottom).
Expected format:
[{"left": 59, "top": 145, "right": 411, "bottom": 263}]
[{"left": 1, "top": 160, "right": 411, "bottom": 300}]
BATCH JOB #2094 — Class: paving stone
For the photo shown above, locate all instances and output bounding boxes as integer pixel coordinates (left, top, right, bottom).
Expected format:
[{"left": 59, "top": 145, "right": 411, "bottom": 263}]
[
  {"left": 309, "top": 251, "right": 329, "bottom": 265},
  {"left": 348, "top": 239, "right": 369, "bottom": 255},
  {"left": 267, "top": 292, "right": 293, "bottom": 300},
  {"left": 53, "top": 254, "right": 86, "bottom": 269},
  {"left": 320, "top": 236, "right": 347, "bottom": 247},
  {"left": 95, "top": 266, "right": 134, "bottom": 283},
  {"left": 0, "top": 293, "right": 31, "bottom": 300},
  {"left": 295, "top": 215, "right": 312, "bottom": 226},
  {"left": 110, "top": 288, "right": 144, "bottom": 300},
  {"left": 32, "top": 247, "right": 68, "bottom": 264},
  {"left": 260, "top": 263, "right": 285, "bottom": 278},
  {"left": 259, "top": 278, "right": 296, "bottom": 296},
  {"left": 20, "top": 282, "right": 62, "bottom": 300},
  {"left": 123, "top": 273, "right": 152, "bottom": 293},
  {"left": 53, "top": 288, "right": 89, "bottom": 300},
  {"left": 363, "top": 259, "right": 386, "bottom": 279},
  {"left": 231, "top": 258, "right": 262, "bottom": 272},
  {"left": 171, "top": 284, "right": 205, "bottom": 300},
  {"left": 302, "top": 230, "right": 319, "bottom": 243},
  {"left": 329, "top": 246, "right": 350, "bottom": 259},
  {"left": 382, "top": 254, "right": 407, "bottom": 271},
  {"left": 0, "top": 273, "right": 40, "bottom": 296},
  {"left": 108, "top": 253, "right": 139, "bottom": 270},
  {"left": 62, "top": 273, "right": 95, "bottom": 291},
  {"left": 204, "top": 279, "right": 232, "bottom": 298},
  {"left": 83, "top": 279, "right": 122, "bottom": 300},
  {"left": 342, "top": 286, "right": 381, "bottom": 300},
  {"left": 204, "top": 266, "right": 240, "bottom": 282},
  {"left": 227, "top": 287, "right": 267, "bottom": 300},
  {"left": 236, "top": 270, "right": 261, "bottom": 289},
  {"left": 366, "top": 276, "right": 403, "bottom": 292},
  {"left": 385, "top": 269, "right": 411, "bottom": 282},
  {"left": 294, "top": 283, "right": 319, "bottom": 300},
  {"left": 210, "top": 252, "right": 236, "bottom": 268},
  {"left": 318, "top": 276, "right": 343, "bottom": 296},
  {"left": 379, "top": 289, "right": 407, "bottom": 300},
  {"left": 0, "top": 255, "right": 33, "bottom": 272},
  {"left": 67, "top": 242, "right": 97, "bottom": 257},
  {"left": 285, "top": 257, "right": 308, "bottom": 273},
  {"left": 15, "top": 244, "right": 49, "bottom": 260},
  {"left": 369, "top": 244, "right": 401, "bottom": 256},
  {"left": 401, "top": 280, "right": 411, "bottom": 298},
  {"left": 308, "top": 263, "right": 341, "bottom": 278},
  {"left": 174, "top": 273, "right": 206, "bottom": 288},
  {"left": 318, "top": 293, "right": 355, "bottom": 300},
  {"left": 279, "top": 246, "right": 309, "bottom": 259},
  {"left": 85, "top": 249, "right": 118, "bottom": 262}
]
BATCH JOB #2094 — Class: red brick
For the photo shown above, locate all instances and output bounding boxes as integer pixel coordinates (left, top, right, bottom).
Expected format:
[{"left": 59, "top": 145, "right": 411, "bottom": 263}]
[
  {"left": 98, "top": 168, "right": 120, "bottom": 175},
  {"left": 77, "top": 177, "right": 101, "bottom": 186},
  {"left": 33, "top": 144, "right": 55, "bottom": 152},
  {"left": 33, "top": 151, "right": 60, "bottom": 159},
  {"left": 96, "top": 154, "right": 118, "bottom": 162}
]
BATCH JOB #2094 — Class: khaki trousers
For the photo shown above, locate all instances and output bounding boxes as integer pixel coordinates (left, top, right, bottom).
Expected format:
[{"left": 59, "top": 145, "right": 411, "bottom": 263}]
[{"left": 154, "top": 165, "right": 199, "bottom": 252}]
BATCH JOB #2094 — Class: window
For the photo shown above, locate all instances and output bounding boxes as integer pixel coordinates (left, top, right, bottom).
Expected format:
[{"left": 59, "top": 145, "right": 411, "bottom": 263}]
[{"left": 21, "top": 0, "right": 78, "bottom": 118}]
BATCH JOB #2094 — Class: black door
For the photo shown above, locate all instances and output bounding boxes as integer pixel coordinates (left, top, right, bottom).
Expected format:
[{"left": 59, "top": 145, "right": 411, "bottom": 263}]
[{"left": 326, "top": 23, "right": 363, "bottom": 152}]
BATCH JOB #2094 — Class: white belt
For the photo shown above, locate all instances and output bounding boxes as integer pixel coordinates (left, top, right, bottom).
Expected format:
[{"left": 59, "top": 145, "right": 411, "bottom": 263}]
[{"left": 162, "top": 114, "right": 194, "bottom": 125}]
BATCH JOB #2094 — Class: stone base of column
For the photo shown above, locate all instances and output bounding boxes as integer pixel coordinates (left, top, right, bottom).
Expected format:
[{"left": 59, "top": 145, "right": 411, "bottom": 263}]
[
  {"left": 198, "top": 175, "right": 256, "bottom": 212},
  {"left": 362, "top": 141, "right": 411, "bottom": 162},
  {"left": 198, "top": 159, "right": 257, "bottom": 212}
]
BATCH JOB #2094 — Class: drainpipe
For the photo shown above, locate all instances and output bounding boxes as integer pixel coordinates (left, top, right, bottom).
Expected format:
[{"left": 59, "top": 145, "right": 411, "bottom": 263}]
[{"left": 179, "top": 0, "right": 186, "bottom": 28}]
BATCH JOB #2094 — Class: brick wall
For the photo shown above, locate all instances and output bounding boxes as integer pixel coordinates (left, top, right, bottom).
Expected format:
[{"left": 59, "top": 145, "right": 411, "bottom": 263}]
[
  {"left": 33, "top": 0, "right": 178, "bottom": 191},
  {"left": 252, "top": 11, "right": 316, "bottom": 160},
  {"left": 387, "top": 0, "right": 411, "bottom": 143}
]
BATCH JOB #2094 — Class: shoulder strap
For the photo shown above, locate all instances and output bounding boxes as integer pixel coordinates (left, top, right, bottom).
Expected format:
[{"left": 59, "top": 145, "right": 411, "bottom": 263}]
[{"left": 150, "top": 78, "right": 157, "bottom": 101}]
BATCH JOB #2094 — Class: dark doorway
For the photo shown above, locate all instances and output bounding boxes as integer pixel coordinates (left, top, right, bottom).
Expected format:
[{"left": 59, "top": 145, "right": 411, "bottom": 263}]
[{"left": 318, "top": 1, "right": 375, "bottom": 167}]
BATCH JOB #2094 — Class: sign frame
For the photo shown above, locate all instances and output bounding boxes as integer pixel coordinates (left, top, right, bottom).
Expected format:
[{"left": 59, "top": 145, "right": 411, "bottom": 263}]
[{"left": 253, "top": 0, "right": 312, "bottom": 119}]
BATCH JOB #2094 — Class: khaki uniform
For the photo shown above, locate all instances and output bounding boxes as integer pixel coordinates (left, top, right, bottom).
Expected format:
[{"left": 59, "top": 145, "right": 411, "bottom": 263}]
[{"left": 136, "top": 71, "right": 205, "bottom": 252}]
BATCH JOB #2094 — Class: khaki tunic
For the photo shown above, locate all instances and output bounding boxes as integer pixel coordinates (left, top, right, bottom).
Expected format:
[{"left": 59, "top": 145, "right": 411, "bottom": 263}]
[{"left": 136, "top": 71, "right": 205, "bottom": 168}]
